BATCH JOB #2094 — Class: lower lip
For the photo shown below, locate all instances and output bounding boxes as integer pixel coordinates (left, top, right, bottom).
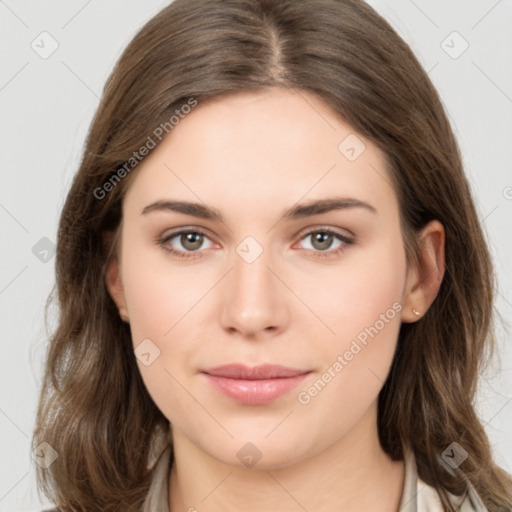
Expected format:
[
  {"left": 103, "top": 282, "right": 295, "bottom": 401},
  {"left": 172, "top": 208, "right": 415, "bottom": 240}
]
[{"left": 202, "top": 373, "right": 311, "bottom": 405}]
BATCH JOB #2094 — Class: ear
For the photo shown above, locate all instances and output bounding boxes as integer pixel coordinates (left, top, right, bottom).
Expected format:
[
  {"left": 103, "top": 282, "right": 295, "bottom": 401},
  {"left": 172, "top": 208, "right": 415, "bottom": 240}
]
[
  {"left": 401, "top": 219, "right": 445, "bottom": 323},
  {"left": 105, "top": 243, "right": 129, "bottom": 323}
]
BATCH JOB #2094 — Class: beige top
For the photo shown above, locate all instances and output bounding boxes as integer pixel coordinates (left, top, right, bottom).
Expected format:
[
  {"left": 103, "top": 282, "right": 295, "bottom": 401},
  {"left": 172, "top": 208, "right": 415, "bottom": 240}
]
[{"left": 141, "top": 445, "right": 489, "bottom": 511}]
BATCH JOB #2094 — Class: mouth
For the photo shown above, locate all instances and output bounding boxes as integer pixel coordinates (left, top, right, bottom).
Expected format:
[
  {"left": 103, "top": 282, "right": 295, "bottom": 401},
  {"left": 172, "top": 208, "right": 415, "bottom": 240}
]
[{"left": 201, "top": 364, "right": 312, "bottom": 405}]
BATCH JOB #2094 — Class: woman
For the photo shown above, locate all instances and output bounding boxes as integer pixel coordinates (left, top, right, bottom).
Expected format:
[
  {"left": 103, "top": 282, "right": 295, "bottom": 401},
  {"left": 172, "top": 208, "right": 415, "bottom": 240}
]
[{"left": 33, "top": 0, "right": 512, "bottom": 510}]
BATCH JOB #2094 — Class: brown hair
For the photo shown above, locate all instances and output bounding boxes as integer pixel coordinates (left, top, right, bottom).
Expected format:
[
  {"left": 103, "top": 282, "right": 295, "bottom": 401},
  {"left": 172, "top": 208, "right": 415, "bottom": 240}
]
[{"left": 32, "top": 0, "right": 512, "bottom": 510}]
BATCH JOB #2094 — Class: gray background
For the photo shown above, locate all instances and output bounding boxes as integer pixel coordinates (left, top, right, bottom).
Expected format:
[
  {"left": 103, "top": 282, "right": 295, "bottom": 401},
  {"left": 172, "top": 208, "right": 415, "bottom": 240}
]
[{"left": 1, "top": 1, "right": 511, "bottom": 510}]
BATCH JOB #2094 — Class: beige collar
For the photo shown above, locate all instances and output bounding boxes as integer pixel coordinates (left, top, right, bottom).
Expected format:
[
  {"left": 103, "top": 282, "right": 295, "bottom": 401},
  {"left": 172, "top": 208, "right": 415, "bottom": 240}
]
[{"left": 399, "top": 446, "right": 487, "bottom": 512}]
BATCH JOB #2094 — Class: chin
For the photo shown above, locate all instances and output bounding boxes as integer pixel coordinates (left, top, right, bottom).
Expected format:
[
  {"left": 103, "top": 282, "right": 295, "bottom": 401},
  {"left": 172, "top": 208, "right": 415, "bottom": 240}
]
[{"left": 199, "top": 430, "right": 314, "bottom": 471}]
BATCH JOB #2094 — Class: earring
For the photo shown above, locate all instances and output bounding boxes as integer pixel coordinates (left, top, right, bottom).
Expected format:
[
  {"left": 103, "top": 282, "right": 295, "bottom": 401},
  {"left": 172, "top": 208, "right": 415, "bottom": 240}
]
[
  {"left": 412, "top": 308, "right": 421, "bottom": 317},
  {"left": 119, "top": 307, "right": 129, "bottom": 322}
]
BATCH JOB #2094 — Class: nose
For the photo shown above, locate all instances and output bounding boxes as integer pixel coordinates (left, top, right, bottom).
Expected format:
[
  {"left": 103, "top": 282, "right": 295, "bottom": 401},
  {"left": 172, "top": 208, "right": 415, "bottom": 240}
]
[{"left": 219, "top": 244, "right": 289, "bottom": 339}]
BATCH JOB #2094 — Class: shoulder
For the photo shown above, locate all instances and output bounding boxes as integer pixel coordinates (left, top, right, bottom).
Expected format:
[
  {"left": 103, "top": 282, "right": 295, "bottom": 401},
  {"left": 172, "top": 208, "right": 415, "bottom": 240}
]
[
  {"left": 402, "top": 446, "right": 489, "bottom": 512},
  {"left": 417, "top": 477, "right": 489, "bottom": 512}
]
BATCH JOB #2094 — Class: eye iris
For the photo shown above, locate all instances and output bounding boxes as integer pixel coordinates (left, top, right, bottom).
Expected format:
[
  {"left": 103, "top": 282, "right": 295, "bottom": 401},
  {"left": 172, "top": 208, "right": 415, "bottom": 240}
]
[
  {"left": 181, "top": 232, "right": 203, "bottom": 251},
  {"left": 312, "top": 232, "right": 333, "bottom": 251}
]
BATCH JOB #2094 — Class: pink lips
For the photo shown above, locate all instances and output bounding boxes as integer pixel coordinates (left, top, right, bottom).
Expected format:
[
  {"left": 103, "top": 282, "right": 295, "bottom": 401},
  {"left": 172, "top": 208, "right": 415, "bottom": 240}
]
[{"left": 201, "top": 364, "right": 311, "bottom": 405}]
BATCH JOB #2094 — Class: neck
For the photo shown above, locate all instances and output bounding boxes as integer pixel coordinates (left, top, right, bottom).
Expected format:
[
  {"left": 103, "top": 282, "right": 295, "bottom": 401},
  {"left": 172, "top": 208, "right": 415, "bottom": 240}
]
[{"left": 169, "top": 404, "right": 405, "bottom": 512}]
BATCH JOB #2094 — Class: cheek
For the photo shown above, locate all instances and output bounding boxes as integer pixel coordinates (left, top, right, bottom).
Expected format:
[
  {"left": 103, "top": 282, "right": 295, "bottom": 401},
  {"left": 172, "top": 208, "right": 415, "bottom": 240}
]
[
  {"left": 294, "top": 249, "right": 405, "bottom": 435},
  {"left": 119, "top": 236, "right": 217, "bottom": 421},
  {"left": 293, "top": 311, "right": 401, "bottom": 456},
  {"left": 121, "top": 233, "right": 212, "bottom": 343},
  {"left": 292, "top": 229, "right": 407, "bottom": 344},
  {"left": 292, "top": 232, "right": 406, "bottom": 414},
  {"left": 121, "top": 280, "right": 197, "bottom": 428}
]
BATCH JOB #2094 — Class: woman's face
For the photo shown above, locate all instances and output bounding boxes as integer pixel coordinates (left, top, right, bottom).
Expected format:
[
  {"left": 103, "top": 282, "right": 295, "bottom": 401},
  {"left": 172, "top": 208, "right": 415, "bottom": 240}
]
[{"left": 109, "top": 87, "right": 414, "bottom": 468}]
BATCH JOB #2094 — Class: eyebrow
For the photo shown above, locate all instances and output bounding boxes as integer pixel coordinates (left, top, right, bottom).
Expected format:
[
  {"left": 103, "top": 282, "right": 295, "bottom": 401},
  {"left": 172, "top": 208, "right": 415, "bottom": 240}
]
[{"left": 141, "top": 197, "right": 377, "bottom": 221}]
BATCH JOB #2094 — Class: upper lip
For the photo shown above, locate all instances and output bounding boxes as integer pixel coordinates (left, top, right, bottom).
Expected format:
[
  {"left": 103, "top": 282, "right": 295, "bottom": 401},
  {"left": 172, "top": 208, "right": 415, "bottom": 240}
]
[{"left": 202, "top": 364, "right": 311, "bottom": 380}]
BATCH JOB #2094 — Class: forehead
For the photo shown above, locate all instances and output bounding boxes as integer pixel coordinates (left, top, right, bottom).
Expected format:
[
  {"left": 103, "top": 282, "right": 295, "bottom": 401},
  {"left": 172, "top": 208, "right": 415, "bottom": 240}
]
[{"left": 123, "top": 88, "right": 398, "bottom": 222}]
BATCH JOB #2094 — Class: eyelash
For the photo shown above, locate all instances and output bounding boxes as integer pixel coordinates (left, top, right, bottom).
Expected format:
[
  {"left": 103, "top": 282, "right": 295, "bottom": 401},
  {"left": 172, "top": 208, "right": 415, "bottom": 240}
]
[{"left": 157, "top": 227, "right": 354, "bottom": 260}]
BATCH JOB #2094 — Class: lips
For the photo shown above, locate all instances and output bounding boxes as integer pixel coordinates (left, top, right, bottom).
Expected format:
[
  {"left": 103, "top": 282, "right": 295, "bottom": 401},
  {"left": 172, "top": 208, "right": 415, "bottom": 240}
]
[
  {"left": 201, "top": 364, "right": 312, "bottom": 405},
  {"left": 202, "top": 364, "right": 310, "bottom": 379}
]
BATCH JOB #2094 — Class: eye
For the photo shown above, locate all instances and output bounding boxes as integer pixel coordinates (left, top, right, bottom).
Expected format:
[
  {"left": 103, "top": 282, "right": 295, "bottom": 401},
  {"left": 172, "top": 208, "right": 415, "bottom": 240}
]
[
  {"left": 158, "top": 228, "right": 215, "bottom": 258},
  {"left": 295, "top": 228, "right": 354, "bottom": 258}
]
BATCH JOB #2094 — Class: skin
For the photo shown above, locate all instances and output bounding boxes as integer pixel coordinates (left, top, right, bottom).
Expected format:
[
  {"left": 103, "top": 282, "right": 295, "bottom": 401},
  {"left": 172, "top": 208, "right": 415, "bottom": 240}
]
[{"left": 106, "top": 87, "right": 445, "bottom": 512}]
